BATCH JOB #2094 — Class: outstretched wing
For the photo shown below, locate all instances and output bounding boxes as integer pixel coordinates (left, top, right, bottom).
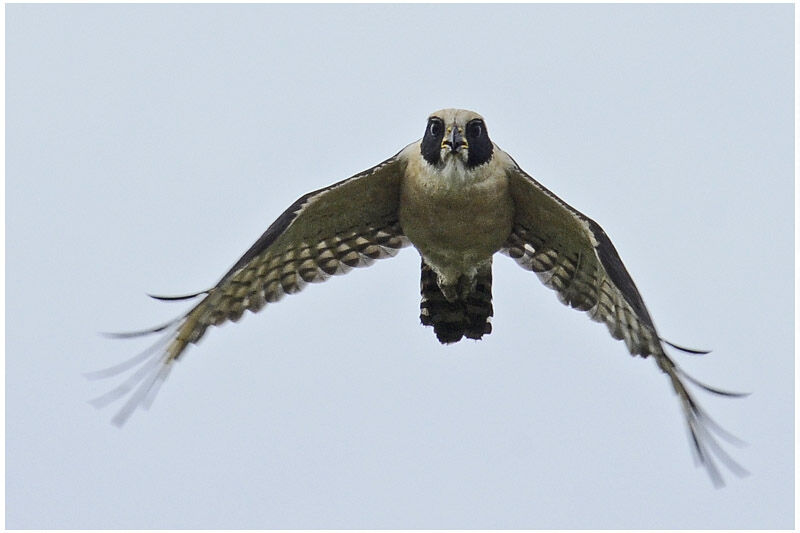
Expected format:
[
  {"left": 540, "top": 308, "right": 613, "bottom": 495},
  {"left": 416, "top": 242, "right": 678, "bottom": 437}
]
[
  {"left": 501, "top": 163, "right": 746, "bottom": 486},
  {"left": 90, "top": 155, "right": 410, "bottom": 425}
]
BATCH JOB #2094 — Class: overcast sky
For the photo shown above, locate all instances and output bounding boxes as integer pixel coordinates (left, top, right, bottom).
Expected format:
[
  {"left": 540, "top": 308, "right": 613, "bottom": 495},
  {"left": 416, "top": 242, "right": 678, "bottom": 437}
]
[{"left": 6, "top": 4, "right": 793, "bottom": 529}]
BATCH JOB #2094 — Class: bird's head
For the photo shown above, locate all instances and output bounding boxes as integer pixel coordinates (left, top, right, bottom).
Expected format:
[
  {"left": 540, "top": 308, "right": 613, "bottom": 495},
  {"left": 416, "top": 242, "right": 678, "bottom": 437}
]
[{"left": 420, "top": 108, "right": 494, "bottom": 170}]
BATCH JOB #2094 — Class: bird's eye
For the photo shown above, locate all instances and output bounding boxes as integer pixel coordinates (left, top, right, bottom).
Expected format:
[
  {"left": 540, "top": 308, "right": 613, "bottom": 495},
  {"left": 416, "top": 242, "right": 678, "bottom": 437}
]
[
  {"left": 429, "top": 119, "right": 442, "bottom": 137},
  {"left": 467, "top": 120, "right": 483, "bottom": 138}
]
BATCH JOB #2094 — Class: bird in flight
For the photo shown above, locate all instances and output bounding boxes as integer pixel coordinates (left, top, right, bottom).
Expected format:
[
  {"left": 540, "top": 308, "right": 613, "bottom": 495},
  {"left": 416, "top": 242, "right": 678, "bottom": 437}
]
[{"left": 91, "top": 108, "right": 746, "bottom": 485}]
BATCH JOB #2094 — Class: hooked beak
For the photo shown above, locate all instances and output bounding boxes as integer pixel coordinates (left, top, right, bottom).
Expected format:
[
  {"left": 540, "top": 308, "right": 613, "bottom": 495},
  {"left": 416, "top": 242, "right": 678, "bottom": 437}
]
[{"left": 443, "top": 127, "right": 465, "bottom": 153}]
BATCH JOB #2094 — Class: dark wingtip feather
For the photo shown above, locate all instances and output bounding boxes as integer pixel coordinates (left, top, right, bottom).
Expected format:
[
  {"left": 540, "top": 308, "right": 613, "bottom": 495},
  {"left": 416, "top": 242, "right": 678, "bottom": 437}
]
[
  {"left": 147, "top": 289, "right": 209, "bottom": 301},
  {"left": 661, "top": 337, "right": 712, "bottom": 355},
  {"left": 100, "top": 315, "right": 184, "bottom": 339},
  {"left": 675, "top": 365, "right": 751, "bottom": 399}
]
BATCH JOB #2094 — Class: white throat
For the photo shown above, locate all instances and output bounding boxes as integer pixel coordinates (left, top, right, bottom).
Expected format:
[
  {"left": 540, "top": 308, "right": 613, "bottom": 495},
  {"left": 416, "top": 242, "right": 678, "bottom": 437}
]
[
  {"left": 423, "top": 155, "right": 489, "bottom": 192},
  {"left": 438, "top": 157, "right": 472, "bottom": 186}
]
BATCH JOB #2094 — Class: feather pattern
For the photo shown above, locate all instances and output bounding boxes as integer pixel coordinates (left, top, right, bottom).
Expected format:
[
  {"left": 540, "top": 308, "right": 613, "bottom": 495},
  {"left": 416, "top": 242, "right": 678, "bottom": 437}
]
[
  {"left": 502, "top": 166, "right": 746, "bottom": 486},
  {"left": 92, "top": 156, "right": 409, "bottom": 425}
]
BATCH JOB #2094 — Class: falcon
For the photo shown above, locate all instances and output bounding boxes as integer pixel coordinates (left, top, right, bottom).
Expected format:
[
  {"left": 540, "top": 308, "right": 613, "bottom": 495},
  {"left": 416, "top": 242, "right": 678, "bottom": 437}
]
[{"left": 91, "top": 108, "right": 746, "bottom": 485}]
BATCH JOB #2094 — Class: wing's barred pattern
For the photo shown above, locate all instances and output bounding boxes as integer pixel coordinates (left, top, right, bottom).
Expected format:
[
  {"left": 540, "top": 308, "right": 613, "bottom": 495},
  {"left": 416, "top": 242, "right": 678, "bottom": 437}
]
[
  {"left": 502, "top": 221, "right": 746, "bottom": 486},
  {"left": 503, "top": 230, "right": 597, "bottom": 311},
  {"left": 91, "top": 155, "right": 410, "bottom": 425},
  {"left": 193, "top": 222, "right": 408, "bottom": 338},
  {"left": 91, "top": 220, "right": 409, "bottom": 426},
  {"left": 503, "top": 225, "right": 661, "bottom": 357}
]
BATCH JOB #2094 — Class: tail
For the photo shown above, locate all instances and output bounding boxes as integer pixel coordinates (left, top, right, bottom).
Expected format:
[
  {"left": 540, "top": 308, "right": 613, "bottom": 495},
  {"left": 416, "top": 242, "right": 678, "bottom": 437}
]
[{"left": 419, "top": 260, "right": 493, "bottom": 344}]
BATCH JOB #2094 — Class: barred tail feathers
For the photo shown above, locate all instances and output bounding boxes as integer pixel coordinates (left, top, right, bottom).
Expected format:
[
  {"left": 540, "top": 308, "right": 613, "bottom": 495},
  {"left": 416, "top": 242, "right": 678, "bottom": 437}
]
[{"left": 419, "top": 260, "right": 493, "bottom": 344}]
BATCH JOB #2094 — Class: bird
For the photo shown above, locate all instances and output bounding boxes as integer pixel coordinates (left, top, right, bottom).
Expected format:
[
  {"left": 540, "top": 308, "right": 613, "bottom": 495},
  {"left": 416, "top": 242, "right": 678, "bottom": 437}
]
[{"left": 90, "top": 108, "right": 746, "bottom": 485}]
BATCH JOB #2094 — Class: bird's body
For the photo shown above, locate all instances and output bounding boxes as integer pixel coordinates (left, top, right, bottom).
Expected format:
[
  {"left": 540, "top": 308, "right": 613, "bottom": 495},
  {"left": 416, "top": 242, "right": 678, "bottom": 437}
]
[
  {"left": 399, "top": 139, "right": 514, "bottom": 289},
  {"left": 92, "top": 108, "right": 745, "bottom": 486},
  {"left": 397, "top": 109, "right": 514, "bottom": 341}
]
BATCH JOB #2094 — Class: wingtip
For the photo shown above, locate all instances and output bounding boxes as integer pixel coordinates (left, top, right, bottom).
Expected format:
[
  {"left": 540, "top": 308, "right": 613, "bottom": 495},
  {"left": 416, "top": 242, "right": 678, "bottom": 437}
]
[
  {"left": 675, "top": 365, "right": 750, "bottom": 399},
  {"left": 658, "top": 352, "right": 749, "bottom": 487},
  {"left": 661, "top": 337, "right": 712, "bottom": 355},
  {"left": 99, "top": 315, "right": 184, "bottom": 339},
  {"left": 147, "top": 289, "right": 209, "bottom": 302},
  {"left": 99, "top": 289, "right": 205, "bottom": 338}
]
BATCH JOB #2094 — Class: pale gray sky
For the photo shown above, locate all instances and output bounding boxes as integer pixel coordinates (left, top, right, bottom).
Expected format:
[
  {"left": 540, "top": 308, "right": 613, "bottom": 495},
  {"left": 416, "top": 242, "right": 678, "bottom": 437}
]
[{"left": 6, "top": 4, "right": 793, "bottom": 528}]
